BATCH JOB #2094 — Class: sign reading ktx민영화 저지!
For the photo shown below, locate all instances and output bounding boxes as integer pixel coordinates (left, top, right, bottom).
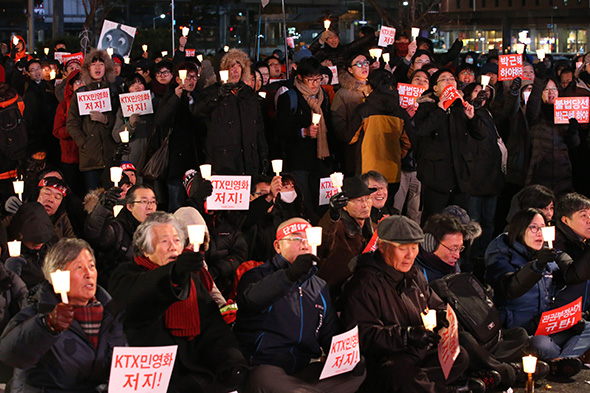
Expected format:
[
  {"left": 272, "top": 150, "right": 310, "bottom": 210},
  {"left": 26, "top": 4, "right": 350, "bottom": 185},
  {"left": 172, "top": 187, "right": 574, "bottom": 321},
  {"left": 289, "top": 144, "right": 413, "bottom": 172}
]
[
  {"left": 206, "top": 176, "right": 251, "bottom": 210},
  {"left": 535, "top": 297, "right": 582, "bottom": 336},
  {"left": 77, "top": 88, "right": 112, "bottom": 115},
  {"left": 319, "top": 326, "right": 360, "bottom": 380},
  {"left": 554, "top": 97, "right": 590, "bottom": 124},
  {"left": 438, "top": 304, "right": 460, "bottom": 380},
  {"left": 109, "top": 345, "right": 177, "bottom": 393},
  {"left": 378, "top": 26, "right": 396, "bottom": 47},
  {"left": 398, "top": 83, "right": 427, "bottom": 109},
  {"left": 319, "top": 177, "right": 338, "bottom": 206},
  {"left": 498, "top": 54, "right": 523, "bottom": 81},
  {"left": 120, "top": 91, "right": 154, "bottom": 117}
]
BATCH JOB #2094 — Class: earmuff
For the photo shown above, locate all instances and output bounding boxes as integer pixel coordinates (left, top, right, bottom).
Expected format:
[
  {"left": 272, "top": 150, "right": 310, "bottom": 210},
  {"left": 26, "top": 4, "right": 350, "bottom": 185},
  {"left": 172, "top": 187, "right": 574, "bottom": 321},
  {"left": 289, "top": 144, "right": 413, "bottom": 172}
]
[{"left": 422, "top": 233, "right": 439, "bottom": 253}]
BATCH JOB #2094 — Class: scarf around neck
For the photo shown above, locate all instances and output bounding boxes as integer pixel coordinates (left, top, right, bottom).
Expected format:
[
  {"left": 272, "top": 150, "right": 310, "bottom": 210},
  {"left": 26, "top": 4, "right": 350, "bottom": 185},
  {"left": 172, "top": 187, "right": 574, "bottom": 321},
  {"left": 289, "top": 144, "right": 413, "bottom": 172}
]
[
  {"left": 73, "top": 298, "right": 103, "bottom": 348},
  {"left": 293, "top": 77, "right": 330, "bottom": 159}
]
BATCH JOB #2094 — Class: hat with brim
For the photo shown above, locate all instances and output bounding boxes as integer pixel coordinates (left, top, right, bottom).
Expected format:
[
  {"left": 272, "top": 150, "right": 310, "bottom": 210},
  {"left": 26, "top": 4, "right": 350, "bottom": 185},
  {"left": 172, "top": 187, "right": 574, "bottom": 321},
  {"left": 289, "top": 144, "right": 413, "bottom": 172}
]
[
  {"left": 342, "top": 177, "right": 376, "bottom": 199},
  {"left": 377, "top": 215, "right": 424, "bottom": 244}
]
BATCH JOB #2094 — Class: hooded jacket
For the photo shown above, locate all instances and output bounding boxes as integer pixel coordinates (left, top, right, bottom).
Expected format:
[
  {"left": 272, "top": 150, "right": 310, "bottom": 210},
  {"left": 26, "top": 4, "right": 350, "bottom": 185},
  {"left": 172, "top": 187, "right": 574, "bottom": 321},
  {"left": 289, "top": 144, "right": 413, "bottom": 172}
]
[
  {"left": 53, "top": 70, "right": 80, "bottom": 164},
  {"left": 8, "top": 36, "right": 32, "bottom": 63},
  {"left": 0, "top": 86, "right": 25, "bottom": 173}
]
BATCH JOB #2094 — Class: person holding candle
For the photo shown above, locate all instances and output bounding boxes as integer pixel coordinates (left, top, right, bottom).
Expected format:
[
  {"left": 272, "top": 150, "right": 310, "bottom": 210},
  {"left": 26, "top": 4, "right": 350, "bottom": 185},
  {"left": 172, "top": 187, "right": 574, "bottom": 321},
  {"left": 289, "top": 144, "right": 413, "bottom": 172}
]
[
  {"left": 234, "top": 217, "right": 365, "bottom": 393},
  {"left": 393, "top": 49, "right": 435, "bottom": 85},
  {"left": 0, "top": 237, "right": 127, "bottom": 393},
  {"left": 485, "top": 208, "right": 590, "bottom": 377},
  {"left": 109, "top": 212, "right": 248, "bottom": 393},
  {"left": 308, "top": 26, "right": 377, "bottom": 69}
]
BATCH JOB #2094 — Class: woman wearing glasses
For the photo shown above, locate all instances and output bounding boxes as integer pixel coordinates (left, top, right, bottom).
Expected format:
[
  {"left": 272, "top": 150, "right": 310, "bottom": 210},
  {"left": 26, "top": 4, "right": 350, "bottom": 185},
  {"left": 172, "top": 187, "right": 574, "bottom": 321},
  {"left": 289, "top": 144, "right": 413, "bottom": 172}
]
[{"left": 485, "top": 208, "right": 590, "bottom": 377}]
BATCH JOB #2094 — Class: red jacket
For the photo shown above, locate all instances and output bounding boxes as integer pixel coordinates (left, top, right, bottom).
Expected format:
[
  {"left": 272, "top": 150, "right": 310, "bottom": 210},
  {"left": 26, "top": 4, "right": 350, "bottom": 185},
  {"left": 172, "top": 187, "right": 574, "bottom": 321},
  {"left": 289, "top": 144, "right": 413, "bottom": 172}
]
[{"left": 52, "top": 71, "right": 80, "bottom": 164}]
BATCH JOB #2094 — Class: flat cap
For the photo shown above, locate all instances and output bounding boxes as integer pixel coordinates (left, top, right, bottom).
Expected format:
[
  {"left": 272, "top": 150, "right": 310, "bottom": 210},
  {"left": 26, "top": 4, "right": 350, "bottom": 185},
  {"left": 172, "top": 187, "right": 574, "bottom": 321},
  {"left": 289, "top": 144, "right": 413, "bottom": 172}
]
[{"left": 377, "top": 215, "right": 424, "bottom": 244}]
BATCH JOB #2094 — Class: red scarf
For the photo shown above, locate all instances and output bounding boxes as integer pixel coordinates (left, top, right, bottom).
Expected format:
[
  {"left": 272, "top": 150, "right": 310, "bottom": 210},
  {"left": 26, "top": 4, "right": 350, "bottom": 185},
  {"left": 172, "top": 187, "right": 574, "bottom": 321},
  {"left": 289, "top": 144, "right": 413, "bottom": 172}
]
[
  {"left": 135, "top": 255, "right": 201, "bottom": 340},
  {"left": 73, "top": 298, "right": 103, "bottom": 348}
]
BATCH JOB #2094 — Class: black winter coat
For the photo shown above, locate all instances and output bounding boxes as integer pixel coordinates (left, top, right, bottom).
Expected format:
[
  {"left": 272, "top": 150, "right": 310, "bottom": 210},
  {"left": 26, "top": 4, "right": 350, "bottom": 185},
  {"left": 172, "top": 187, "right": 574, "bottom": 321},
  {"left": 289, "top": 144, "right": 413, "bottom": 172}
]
[
  {"left": 23, "top": 80, "right": 59, "bottom": 159},
  {"left": 470, "top": 107, "right": 504, "bottom": 196}
]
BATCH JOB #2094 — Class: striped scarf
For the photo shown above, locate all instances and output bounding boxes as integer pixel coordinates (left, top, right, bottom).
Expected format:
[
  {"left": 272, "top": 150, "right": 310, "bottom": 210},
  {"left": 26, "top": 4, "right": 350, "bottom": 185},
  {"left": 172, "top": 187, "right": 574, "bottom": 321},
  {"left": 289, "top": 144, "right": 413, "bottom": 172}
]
[{"left": 73, "top": 299, "right": 103, "bottom": 348}]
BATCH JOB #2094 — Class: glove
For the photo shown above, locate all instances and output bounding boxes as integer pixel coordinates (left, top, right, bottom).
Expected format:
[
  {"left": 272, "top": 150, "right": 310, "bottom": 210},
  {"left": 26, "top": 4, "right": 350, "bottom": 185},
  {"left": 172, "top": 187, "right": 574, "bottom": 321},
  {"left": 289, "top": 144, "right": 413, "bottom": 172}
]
[
  {"left": 404, "top": 326, "right": 441, "bottom": 349},
  {"left": 100, "top": 187, "right": 122, "bottom": 210},
  {"left": 534, "top": 62, "right": 547, "bottom": 79},
  {"left": 568, "top": 117, "right": 580, "bottom": 132},
  {"left": 190, "top": 179, "right": 213, "bottom": 202},
  {"left": 128, "top": 113, "right": 140, "bottom": 128},
  {"left": 286, "top": 254, "right": 319, "bottom": 282},
  {"left": 509, "top": 77, "right": 522, "bottom": 95},
  {"left": 218, "top": 83, "right": 234, "bottom": 97},
  {"left": 172, "top": 251, "right": 205, "bottom": 281},
  {"left": 329, "top": 192, "right": 349, "bottom": 221},
  {"left": 534, "top": 248, "right": 557, "bottom": 271},
  {"left": 89, "top": 111, "right": 108, "bottom": 124},
  {"left": 569, "top": 319, "right": 586, "bottom": 335},
  {"left": 114, "top": 143, "right": 131, "bottom": 161},
  {"left": 435, "top": 309, "right": 449, "bottom": 332},
  {"left": 4, "top": 196, "right": 23, "bottom": 214},
  {"left": 46, "top": 303, "right": 75, "bottom": 333}
]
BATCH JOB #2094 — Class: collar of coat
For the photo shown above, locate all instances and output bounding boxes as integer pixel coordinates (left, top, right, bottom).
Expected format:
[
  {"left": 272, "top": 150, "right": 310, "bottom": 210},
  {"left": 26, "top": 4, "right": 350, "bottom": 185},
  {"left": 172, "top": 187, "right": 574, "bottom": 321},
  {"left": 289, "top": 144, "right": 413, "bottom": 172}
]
[{"left": 556, "top": 219, "right": 586, "bottom": 250}]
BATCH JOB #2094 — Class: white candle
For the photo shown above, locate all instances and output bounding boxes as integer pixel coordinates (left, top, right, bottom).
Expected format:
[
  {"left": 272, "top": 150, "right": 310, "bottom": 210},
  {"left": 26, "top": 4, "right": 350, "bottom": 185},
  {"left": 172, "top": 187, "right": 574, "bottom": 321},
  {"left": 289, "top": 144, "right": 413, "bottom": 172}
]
[
  {"left": 258, "top": 91, "right": 267, "bottom": 98},
  {"left": 324, "top": 19, "right": 331, "bottom": 30},
  {"left": 49, "top": 69, "right": 56, "bottom": 80},
  {"left": 199, "top": 164, "right": 212, "bottom": 180},
  {"left": 411, "top": 27, "right": 420, "bottom": 40},
  {"left": 223, "top": 45, "right": 229, "bottom": 52},
  {"left": 271, "top": 160, "right": 283, "bottom": 176},
  {"left": 106, "top": 47, "right": 114, "bottom": 57},
  {"left": 124, "top": 56, "right": 130, "bottom": 64},
  {"left": 306, "top": 227, "right": 322, "bottom": 257},
  {"left": 219, "top": 70, "right": 229, "bottom": 83},
  {"left": 110, "top": 166, "right": 123, "bottom": 187},
  {"left": 187, "top": 224, "right": 206, "bottom": 248},
  {"left": 515, "top": 43, "right": 525, "bottom": 54},
  {"left": 541, "top": 226, "right": 555, "bottom": 249},
  {"left": 182, "top": 26, "right": 190, "bottom": 36},
  {"left": 382, "top": 53, "right": 390, "bottom": 63},
  {"left": 50, "top": 269, "right": 70, "bottom": 304},
  {"left": 523, "top": 90, "right": 531, "bottom": 105},
  {"left": 7, "top": 240, "right": 21, "bottom": 257},
  {"left": 44, "top": 47, "right": 49, "bottom": 55},
  {"left": 197, "top": 54, "right": 204, "bottom": 62},
  {"left": 480, "top": 75, "right": 490, "bottom": 89},
  {"left": 119, "top": 129, "right": 129, "bottom": 143},
  {"left": 369, "top": 48, "right": 382, "bottom": 60},
  {"left": 421, "top": 309, "right": 437, "bottom": 331},
  {"left": 13, "top": 180, "right": 24, "bottom": 200},
  {"left": 12, "top": 36, "right": 19, "bottom": 46},
  {"left": 522, "top": 355, "right": 537, "bottom": 374},
  {"left": 142, "top": 44, "right": 148, "bottom": 52},
  {"left": 330, "top": 172, "right": 344, "bottom": 192},
  {"left": 536, "top": 49, "right": 546, "bottom": 61},
  {"left": 178, "top": 69, "right": 187, "bottom": 84},
  {"left": 113, "top": 205, "right": 123, "bottom": 217},
  {"left": 161, "top": 51, "right": 168, "bottom": 57},
  {"left": 312, "top": 113, "right": 322, "bottom": 126}
]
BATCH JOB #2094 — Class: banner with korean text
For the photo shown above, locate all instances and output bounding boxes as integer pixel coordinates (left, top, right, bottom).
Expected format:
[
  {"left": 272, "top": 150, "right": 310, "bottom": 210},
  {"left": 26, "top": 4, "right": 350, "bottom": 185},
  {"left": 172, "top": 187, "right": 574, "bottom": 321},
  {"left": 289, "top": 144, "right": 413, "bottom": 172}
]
[
  {"left": 54, "top": 52, "right": 71, "bottom": 64},
  {"left": 77, "top": 88, "right": 112, "bottom": 115},
  {"left": 535, "top": 297, "right": 582, "bottom": 336},
  {"left": 62, "top": 52, "right": 84, "bottom": 65},
  {"left": 554, "top": 97, "right": 590, "bottom": 124},
  {"left": 185, "top": 49, "right": 195, "bottom": 57},
  {"left": 109, "top": 345, "right": 177, "bottom": 393},
  {"left": 441, "top": 85, "right": 464, "bottom": 110},
  {"left": 398, "top": 83, "right": 427, "bottom": 109},
  {"left": 319, "top": 177, "right": 338, "bottom": 206},
  {"left": 378, "top": 26, "right": 396, "bottom": 47},
  {"left": 206, "top": 176, "right": 251, "bottom": 210},
  {"left": 320, "top": 326, "right": 360, "bottom": 380},
  {"left": 120, "top": 91, "right": 154, "bottom": 117},
  {"left": 438, "top": 305, "right": 460, "bottom": 380},
  {"left": 498, "top": 54, "right": 523, "bottom": 81}
]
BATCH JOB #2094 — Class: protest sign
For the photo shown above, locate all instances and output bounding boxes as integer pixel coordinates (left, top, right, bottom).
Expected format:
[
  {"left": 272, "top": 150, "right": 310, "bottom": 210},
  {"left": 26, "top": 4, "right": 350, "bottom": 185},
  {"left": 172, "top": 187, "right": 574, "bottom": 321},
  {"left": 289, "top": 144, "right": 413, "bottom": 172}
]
[
  {"left": 535, "top": 297, "right": 582, "bottom": 336},
  {"left": 206, "top": 176, "right": 251, "bottom": 210},
  {"left": 120, "top": 91, "right": 154, "bottom": 117},
  {"left": 54, "top": 51, "right": 71, "bottom": 64},
  {"left": 62, "top": 52, "right": 84, "bottom": 65},
  {"left": 185, "top": 49, "right": 196, "bottom": 57},
  {"left": 498, "top": 54, "right": 523, "bottom": 81},
  {"left": 438, "top": 305, "right": 460, "bottom": 380},
  {"left": 398, "top": 83, "right": 427, "bottom": 109},
  {"left": 441, "top": 85, "right": 463, "bottom": 110},
  {"left": 554, "top": 97, "right": 590, "bottom": 124},
  {"left": 109, "top": 345, "right": 177, "bottom": 393},
  {"left": 98, "top": 20, "right": 137, "bottom": 57},
  {"left": 319, "top": 177, "right": 338, "bottom": 206},
  {"left": 77, "top": 88, "right": 112, "bottom": 115},
  {"left": 320, "top": 326, "right": 360, "bottom": 380},
  {"left": 328, "top": 66, "right": 339, "bottom": 85},
  {"left": 378, "top": 26, "right": 397, "bottom": 47}
]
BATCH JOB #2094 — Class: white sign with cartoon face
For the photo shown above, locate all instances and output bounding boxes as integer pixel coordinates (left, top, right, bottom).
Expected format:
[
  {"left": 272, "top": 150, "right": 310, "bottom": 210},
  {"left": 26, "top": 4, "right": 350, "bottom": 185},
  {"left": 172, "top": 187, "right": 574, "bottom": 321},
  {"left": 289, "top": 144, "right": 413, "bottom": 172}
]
[{"left": 98, "top": 20, "right": 137, "bottom": 57}]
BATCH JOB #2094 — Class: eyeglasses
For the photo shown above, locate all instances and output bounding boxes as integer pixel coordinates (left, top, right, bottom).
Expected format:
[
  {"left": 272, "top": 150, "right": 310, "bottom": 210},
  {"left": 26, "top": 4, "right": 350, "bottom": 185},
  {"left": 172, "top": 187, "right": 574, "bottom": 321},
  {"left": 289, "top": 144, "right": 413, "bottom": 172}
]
[
  {"left": 527, "top": 224, "right": 545, "bottom": 234},
  {"left": 459, "top": 70, "right": 475, "bottom": 76},
  {"left": 437, "top": 77, "right": 456, "bottom": 84},
  {"left": 303, "top": 76, "right": 322, "bottom": 84},
  {"left": 132, "top": 200, "right": 158, "bottom": 207},
  {"left": 415, "top": 59, "right": 430, "bottom": 64},
  {"left": 156, "top": 70, "right": 171, "bottom": 76},
  {"left": 351, "top": 61, "right": 370, "bottom": 68},
  {"left": 279, "top": 237, "right": 309, "bottom": 245},
  {"left": 184, "top": 74, "right": 198, "bottom": 81},
  {"left": 439, "top": 242, "right": 465, "bottom": 254}
]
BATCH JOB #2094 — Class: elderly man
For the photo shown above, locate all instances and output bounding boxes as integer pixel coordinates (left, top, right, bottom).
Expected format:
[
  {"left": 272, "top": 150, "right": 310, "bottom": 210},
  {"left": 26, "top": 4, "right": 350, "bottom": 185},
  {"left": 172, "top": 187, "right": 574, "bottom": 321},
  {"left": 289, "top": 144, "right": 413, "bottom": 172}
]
[
  {"left": 340, "top": 215, "right": 480, "bottom": 393},
  {"left": 234, "top": 217, "right": 365, "bottom": 393},
  {"left": 361, "top": 170, "right": 395, "bottom": 224}
]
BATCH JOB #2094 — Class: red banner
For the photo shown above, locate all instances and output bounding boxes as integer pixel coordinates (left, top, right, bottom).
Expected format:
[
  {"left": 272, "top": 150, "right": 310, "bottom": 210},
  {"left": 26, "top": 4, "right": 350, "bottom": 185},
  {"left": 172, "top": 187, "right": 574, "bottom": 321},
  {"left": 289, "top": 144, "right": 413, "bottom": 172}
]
[
  {"left": 441, "top": 85, "right": 464, "bottom": 110},
  {"left": 185, "top": 49, "right": 195, "bottom": 57},
  {"left": 498, "top": 54, "right": 523, "bottom": 81},
  {"left": 534, "top": 297, "right": 582, "bottom": 336},
  {"left": 398, "top": 83, "right": 427, "bottom": 109},
  {"left": 554, "top": 97, "right": 590, "bottom": 124},
  {"left": 62, "top": 52, "right": 84, "bottom": 65}
]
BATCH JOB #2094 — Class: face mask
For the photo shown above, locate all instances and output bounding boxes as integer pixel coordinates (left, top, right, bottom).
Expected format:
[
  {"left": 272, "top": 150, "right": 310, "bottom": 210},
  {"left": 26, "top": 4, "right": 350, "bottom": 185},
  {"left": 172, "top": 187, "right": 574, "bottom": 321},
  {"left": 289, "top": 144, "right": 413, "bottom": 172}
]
[{"left": 280, "top": 190, "right": 297, "bottom": 204}]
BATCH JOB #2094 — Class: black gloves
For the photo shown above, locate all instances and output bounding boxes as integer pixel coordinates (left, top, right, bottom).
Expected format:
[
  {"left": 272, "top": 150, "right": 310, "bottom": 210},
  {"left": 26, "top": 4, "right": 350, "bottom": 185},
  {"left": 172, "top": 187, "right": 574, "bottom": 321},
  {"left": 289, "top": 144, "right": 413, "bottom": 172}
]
[
  {"left": 113, "top": 143, "right": 131, "bottom": 162},
  {"left": 172, "top": 251, "right": 205, "bottom": 282},
  {"left": 403, "top": 326, "right": 441, "bottom": 349},
  {"left": 4, "top": 196, "right": 23, "bottom": 215},
  {"left": 329, "top": 192, "right": 349, "bottom": 221},
  {"left": 286, "top": 254, "right": 319, "bottom": 282},
  {"left": 190, "top": 179, "right": 213, "bottom": 202},
  {"left": 100, "top": 187, "right": 122, "bottom": 210},
  {"left": 218, "top": 83, "right": 235, "bottom": 98},
  {"left": 534, "top": 248, "right": 557, "bottom": 271},
  {"left": 534, "top": 63, "right": 547, "bottom": 79},
  {"left": 509, "top": 77, "right": 522, "bottom": 95},
  {"left": 435, "top": 309, "right": 449, "bottom": 332},
  {"left": 569, "top": 319, "right": 586, "bottom": 335}
]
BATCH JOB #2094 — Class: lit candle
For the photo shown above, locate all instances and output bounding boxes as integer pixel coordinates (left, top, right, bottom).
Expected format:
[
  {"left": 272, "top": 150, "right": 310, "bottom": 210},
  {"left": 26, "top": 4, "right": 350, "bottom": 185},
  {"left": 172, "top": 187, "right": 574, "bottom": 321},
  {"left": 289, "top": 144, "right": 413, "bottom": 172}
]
[
  {"left": 187, "top": 224, "right": 206, "bottom": 248},
  {"left": 411, "top": 27, "right": 420, "bottom": 41},
  {"left": 536, "top": 49, "right": 545, "bottom": 61},
  {"left": 515, "top": 43, "right": 525, "bottom": 54},
  {"left": 382, "top": 53, "right": 390, "bottom": 63},
  {"left": 271, "top": 160, "right": 283, "bottom": 176},
  {"left": 421, "top": 309, "right": 437, "bottom": 331},
  {"left": 324, "top": 19, "right": 331, "bottom": 30},
  {"left": 124, "top": 56, "right": 130, "bottom": 64},
  {"left": 119, "top": 129, "right": 129, "bottom": 143},
  {"left": 197, "top": 54, "right": 203, "bottom": 62},
  {"left": 223, "top": 45, "right": 229, "bottom": 52},
  {"left": 7, "top": 240, "right": 21, "bottom": 257},
  {"left": 522, "top": 355, "right": 538, "bottom": 374},
  {"left": 44, "top": 47, "right": 49, "bottom": 55},
  {"left": 199, "top": 164, "right": 212, "bottom": 180},
  {"left": 113, "top": 205, "right": 123, "bottom": 217},
  {"left": 219, "top": 70, "right": 229, "bottom": 83},
  {"left": 49, "top": 69, "right": 56, "bottom": 80},
  {"left": 110, "top": 166, "right": 123, "bottom": 187},
  {"left": 541, "top": 226, "right": 555, "bottom": 249},
  {"left": 182, "top": 26, "right": 190, "bottom": 36},
  {"left": 142, "top": 44, "right": 148, "bottom": 52},
  {"left": 12, "top": 36, "right": 19, "bottom": 46},
  {"left": 305, "top": 227, "right": 322, "bottom": 257},
  {"left": 330, "top": 172, "right": 344, "bottom": 192},
  {"left": 368, "top": 48, "right": 382, "bottom": 60},
  {"left": 481, "top": 75, "right": 490, "bottom": 89},
  {"left": 106, "top": 47, "right": 114, "bottom": 57},
  {"left": 50, "top": 269, "right": 70, "bottom": 304},
  {"left": 13, "top": 179, "right": 24, "bottom": 201},
  {"left": 523, "top": 91, "right": 531, "bottom": 105},
  {"left": 258, "top": 91, "right": 267, "bottom": 98},
  {"left": 161, "top": 51, "right": 168, "bottom": 57},
  {"left": 312, "top": 113, "right": 322, "bottom": 126},
  {"left": 178, "top": 69, "right": 187, "bottom": 84}
]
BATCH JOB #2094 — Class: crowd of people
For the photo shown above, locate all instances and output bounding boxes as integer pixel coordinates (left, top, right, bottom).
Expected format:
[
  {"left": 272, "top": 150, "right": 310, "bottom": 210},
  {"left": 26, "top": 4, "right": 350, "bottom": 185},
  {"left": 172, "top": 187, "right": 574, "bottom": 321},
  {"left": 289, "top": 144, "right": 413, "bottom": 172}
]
[{"left": 0, "top": 24, "right": 590, "bottom": 393}]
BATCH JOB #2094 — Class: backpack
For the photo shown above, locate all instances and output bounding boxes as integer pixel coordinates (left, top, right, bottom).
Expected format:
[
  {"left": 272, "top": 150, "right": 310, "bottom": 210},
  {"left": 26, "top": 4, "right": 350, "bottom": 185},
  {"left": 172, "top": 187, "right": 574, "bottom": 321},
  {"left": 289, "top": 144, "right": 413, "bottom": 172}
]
[
  {"left": 0, "top": 104, "right": 28, "bottom": 162},
  {"left": 430, "top": 273, "right": 502, "bottom": 350}
]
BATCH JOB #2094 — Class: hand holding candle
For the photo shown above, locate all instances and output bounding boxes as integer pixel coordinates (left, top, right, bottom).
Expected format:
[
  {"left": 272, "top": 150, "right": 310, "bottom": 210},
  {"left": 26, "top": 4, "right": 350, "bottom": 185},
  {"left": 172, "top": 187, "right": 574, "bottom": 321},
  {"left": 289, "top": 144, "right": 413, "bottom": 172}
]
[
  {"left": 541, "top": 225, "right": 555, "bottom": 249},
  {"left": 421, "top": 309, "right": 437, "bottom": 331},
  {"left": 50, "top": 269, "right": 70, "bottom": 304},
  {"left": 324, "top": 19, "right": 331, "bottom": 30},
  {"left": 8, "top": 240, "right": 21, "bottom": 257},
  {"left": 305, "top": 227, "right": 322, "bottom": 257},
  {"left": 312, "top": 113, "right": 322, "bottom": 126},
  {"left": 182, "top": 26, "right": 190, "bottom": 37},
  {"left": 178, "top": 69, "right": 187, "bottom": 85},
  {"left": 330, "top": 172, "right": 344, "bottom": 192},
  {"left": 271, "top": 160, "right": 283, "bottom": 176},
  {"left": 536, "top": 49, "right": 546, "bottom": 61},
  {"left": 199, "top": 164, "right": 212, "bottom": 181},
  {"left": 187, "top": 224, "right": 206, "bottom": 249},
  {"left": 411, "top": 27, "right": 420, "bottom": 41},
  {"left": 382, "top": 53, "right": 390, "bottom": 63},
  {"left": 369, "top": 48, "right": 382, "bottom": 60},
  {"left": 142, "top": 44, "right": 148, "bottom": 52},
  {"left": 13, "top": 179, "right": 24, "bottom": 201},
  {"left": 110, "top": 166, "right": 123, "bottom": 187}
]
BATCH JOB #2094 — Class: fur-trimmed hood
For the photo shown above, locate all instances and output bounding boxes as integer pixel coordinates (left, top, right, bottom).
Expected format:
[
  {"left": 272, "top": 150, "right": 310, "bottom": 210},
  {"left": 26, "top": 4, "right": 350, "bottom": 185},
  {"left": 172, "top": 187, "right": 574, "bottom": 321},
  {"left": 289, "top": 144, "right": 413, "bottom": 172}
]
[
  {"left": 83, "top": 187, "right": 104, "bottom": 213},
  {"left": 80, "top": 48, "right": 116, "bottom": 86},
  {"left": 338, "top": 69, "right": 372, "bottom": 95},
  {"left": 220, "top": 49, "right": 252, "bottom": 83}
]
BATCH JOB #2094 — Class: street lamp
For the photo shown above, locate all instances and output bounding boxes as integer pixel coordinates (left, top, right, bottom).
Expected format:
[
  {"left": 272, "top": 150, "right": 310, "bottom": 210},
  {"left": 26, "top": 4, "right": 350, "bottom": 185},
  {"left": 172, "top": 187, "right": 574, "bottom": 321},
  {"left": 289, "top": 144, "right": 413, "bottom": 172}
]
[{"left": 153, "top": 13, "right": 166, "bottom": 30}]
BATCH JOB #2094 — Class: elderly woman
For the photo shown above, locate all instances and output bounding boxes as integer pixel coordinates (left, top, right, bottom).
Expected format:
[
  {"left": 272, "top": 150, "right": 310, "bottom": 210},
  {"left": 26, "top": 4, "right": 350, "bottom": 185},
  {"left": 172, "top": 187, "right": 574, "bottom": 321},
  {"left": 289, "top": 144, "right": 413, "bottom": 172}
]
[
  {"left": 109, "top": 212, "right": 247, "bottom": 393},
  {"left": 0, "top": 238, "right": 126, "bottom": 392}
]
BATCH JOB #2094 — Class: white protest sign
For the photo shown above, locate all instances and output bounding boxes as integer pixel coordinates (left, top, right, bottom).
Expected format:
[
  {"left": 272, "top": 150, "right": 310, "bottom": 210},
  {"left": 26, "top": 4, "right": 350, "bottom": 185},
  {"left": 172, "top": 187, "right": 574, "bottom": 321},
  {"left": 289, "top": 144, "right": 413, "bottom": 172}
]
[
  {"left": 328, "top": 66, "right": 339, "bottom": 85},
  {"left": 319, "top": 177, "right": 338, "bottom": 206},
  {"left": 97, "top": 20, "right": 137, "bottom": 57},
  {"left": 54, "top": 51, "right": 71, "bottom": 64},
  {"left": 206, "top": 175, "right": 251, "bottom": 210},
  {"left": 109, "top": 345, "right": 177, "bottom": 393},
  {"left": 120, "top": 91, "right": 154, "bottom": 117},
  {"left": 378, "top": 26, "right": 396, "bottom": 47},
  {"left": 319, "top": 326, "right": 360, "bottom": 380},
  {"left": 438, "top": 305, "right": 460, "bottom": 380},
  {"left": 77, "top": 88, "right": 112, "bottom": 115}
]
